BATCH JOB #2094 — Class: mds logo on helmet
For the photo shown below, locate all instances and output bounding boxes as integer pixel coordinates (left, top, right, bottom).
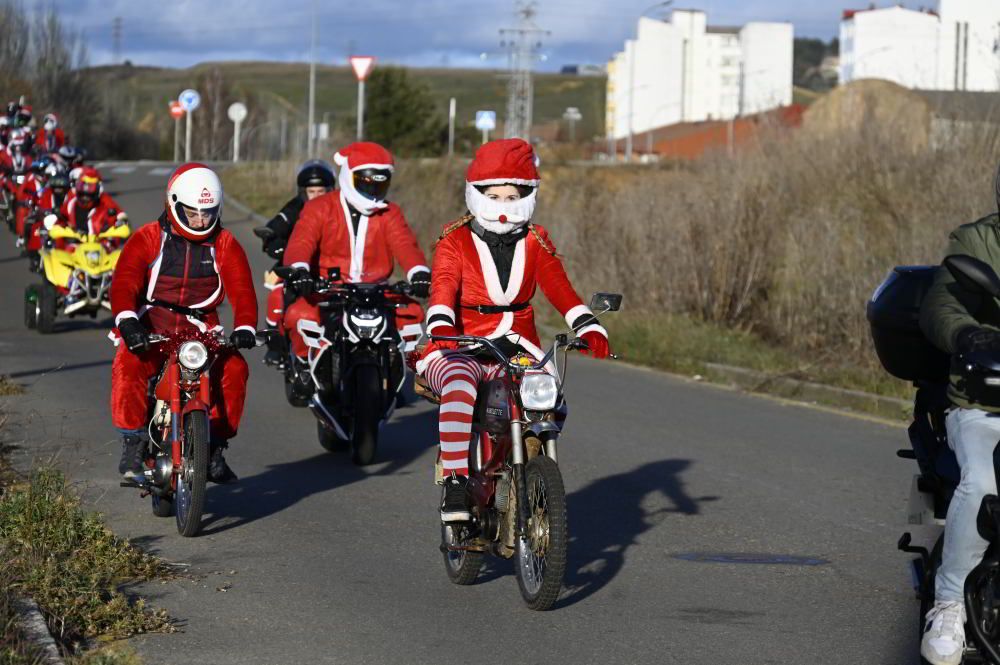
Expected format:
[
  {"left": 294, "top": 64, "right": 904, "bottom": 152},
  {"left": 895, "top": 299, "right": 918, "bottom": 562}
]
[{"left": 198, "top": 187, "right": 214, "bottom": 204}]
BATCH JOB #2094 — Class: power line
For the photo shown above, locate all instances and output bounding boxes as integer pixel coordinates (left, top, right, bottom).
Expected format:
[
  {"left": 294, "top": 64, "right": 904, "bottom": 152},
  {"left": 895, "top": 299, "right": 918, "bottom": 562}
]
[{"left": 500, "top": 1, "right": 549, "bottom": 140}]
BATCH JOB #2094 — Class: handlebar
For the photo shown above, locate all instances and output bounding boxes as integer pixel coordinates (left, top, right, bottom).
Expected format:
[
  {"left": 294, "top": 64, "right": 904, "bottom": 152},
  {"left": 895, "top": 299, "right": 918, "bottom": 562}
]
[{"left": 428, "top": 333, "right": 588, "bottom": 373}]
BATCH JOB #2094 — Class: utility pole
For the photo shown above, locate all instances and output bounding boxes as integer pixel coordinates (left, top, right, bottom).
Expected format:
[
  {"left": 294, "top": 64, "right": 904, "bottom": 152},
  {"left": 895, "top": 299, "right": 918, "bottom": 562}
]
[
  {"left": 500, "top": 2, "right": 549, "bottom": 140},
  {"left": 447, "top": 97, "right": 456, "bottom": 157},
  {"left": 307, "top": 0, "right": 318, "bottom": 157},
  {"left": 111, "top": 17, "right": 122, "bottom": 64}
]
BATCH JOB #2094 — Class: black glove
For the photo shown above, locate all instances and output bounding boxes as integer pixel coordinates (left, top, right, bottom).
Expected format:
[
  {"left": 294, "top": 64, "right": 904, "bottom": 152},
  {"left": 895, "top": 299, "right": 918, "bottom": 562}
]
[
  {"left": 229, "top": 329, "right": 257, "bottom": 350},
  {"left": 118, "top": 317, "right": 149, "bottom": 354},
  {"left": 409, "top": 269, "right": 431, "bottom": 298},
  {"left": 286, "top": 268, "right": 315, "bottom": 298},
  {"left": 263, "top": 237, "right": 286, "bottom": 259},
  {"left": 956, "top": 326, "right": 1000, "bottom": 354}
]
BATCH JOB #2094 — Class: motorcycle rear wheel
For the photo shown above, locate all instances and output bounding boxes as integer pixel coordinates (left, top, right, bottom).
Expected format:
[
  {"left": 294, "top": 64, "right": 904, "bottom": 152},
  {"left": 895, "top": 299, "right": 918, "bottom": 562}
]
[
  {"left": 441, "top": 523, "right": 484, "bottom": 585},
  {"left": 36, "top": 281, "right": 57, "bottom": 334},
  {"left": 515, "top": 455, "right": 568, "bottom": 611},
  {"left": 350, "top": 364, "right": 381, "bottom": 466},
  {"left": 175, "top": 410, "right": 209, "bottom": 537}
]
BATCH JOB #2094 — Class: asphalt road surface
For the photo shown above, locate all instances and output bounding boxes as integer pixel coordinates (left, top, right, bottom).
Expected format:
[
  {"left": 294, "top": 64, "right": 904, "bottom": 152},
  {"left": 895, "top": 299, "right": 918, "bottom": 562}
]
[{"left": 0, "top": 163, "right": 921, "bottom": 664}]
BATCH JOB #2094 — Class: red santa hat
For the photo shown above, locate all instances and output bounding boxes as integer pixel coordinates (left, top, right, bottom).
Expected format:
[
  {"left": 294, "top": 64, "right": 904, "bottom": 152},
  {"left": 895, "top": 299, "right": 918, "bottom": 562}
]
[
  {"left": 333, "top": 142, "right": 394, "bottom": 215},
  {"left": 466, "top": 138, "right": 540, "bottom": 187},
  {"left": 464, "top": 139, "right": 540, "bottom": 235}
]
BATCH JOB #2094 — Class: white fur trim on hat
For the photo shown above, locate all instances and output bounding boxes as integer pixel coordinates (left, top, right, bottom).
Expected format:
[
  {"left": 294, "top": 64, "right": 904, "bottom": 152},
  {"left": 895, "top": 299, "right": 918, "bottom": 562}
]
[{"left": 467, "top": 177, "right": 539, "bottom": 186}]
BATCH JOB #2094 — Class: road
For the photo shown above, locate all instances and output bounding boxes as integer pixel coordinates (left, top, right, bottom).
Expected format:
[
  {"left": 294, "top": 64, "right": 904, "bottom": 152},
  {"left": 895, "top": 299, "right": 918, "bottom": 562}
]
[{"left": 1, "top": 163, "right": 920, "bottom": 664}]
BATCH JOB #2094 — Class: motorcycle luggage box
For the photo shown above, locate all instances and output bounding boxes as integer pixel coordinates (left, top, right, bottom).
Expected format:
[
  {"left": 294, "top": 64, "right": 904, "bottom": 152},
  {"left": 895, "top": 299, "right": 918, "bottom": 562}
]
[{"left": 867, "top": 266, "right": 950, "bottom": 383}]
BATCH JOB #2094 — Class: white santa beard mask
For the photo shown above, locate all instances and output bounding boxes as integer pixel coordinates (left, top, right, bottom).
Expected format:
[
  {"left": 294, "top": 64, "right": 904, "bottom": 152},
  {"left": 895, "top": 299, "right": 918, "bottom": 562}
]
[
  {"left": 44, "top": 121, "right": 55, "bottom": 131},
  {"left": 465, "top": 183, "right": 536, "bottom": 235},
  {"left": 338, "top": 165, "right": 389, "bottom": 216}
]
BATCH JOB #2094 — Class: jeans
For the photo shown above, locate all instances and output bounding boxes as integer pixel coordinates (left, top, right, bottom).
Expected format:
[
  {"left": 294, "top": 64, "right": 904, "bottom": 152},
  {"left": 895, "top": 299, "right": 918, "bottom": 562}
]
[{"left": 937, "top": 408, "right": 1000, "bottom": 602}]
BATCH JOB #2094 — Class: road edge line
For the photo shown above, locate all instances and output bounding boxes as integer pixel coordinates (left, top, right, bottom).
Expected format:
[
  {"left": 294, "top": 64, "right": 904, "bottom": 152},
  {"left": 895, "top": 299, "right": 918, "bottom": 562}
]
[{"left": 13, "top": 597, "right": 65, "bottom": 665}]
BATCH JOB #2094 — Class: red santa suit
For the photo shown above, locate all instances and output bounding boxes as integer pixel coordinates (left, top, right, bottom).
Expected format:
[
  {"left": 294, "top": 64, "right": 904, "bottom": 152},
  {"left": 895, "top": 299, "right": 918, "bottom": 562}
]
[
  {"left": 36, "top": 116, "right": 66, "bottom": 153},
  {"left": 24, "top": 185, "right": 69, "bottom": 252},
  {"left": 109, "top": 215, "right": 258, "bottom": 440},
  {"left": 282, "top": 143, "right": 429, "bottom": 358},
  {"left": 417, "top": 139, "right": 609, "bottom": 478}
]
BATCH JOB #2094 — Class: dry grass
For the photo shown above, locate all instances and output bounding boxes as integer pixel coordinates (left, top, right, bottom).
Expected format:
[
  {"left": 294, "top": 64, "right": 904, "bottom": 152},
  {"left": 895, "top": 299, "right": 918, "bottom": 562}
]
[{"left": 225, "top": 117, "right": 1000, "bottom": 400}]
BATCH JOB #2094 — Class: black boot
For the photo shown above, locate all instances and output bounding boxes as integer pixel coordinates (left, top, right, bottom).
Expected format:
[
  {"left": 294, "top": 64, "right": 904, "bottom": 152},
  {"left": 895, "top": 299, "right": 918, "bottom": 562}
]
[
  {"left": 208, "top": 440, "right": 238, "bottom": 484},
  {"left": 118, "top": 433, "right": 146, "bottom": 479},
  {"left": 440, "top": 475, "right": 471, "bottom": 523}
]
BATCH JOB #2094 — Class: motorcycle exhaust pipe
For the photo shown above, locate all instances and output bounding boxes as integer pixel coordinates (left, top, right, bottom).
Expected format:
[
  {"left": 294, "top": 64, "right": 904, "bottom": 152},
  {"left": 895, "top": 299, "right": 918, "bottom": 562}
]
[{"left": 309, "top": 396, "right": 349, "bottom": 440}]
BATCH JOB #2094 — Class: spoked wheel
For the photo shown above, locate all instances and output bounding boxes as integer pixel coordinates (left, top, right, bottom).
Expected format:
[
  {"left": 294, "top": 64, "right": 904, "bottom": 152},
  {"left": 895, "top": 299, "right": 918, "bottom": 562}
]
[
  {"left": 350, "top": 365, "right": 381, "bottom": 466},
  {"left": 515, "top": 455, "right": 568, "bottom": 611},
  {"left": 317, "top": 420, "right": 349, "bottom": 453},
  {"left": 441, "top": 522, "right": 484, "bottom": 585},
  {"left": 174, "top": 410, "right": 209, "bottom": 537}
]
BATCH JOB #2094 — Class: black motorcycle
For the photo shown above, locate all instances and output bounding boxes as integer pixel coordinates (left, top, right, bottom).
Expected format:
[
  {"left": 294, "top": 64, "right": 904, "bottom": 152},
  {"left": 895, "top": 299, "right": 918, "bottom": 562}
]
[
  {"left": 273, "top": 265, "right": 411, "bottom": 465},
  {"left": 870, "top": 254, "right": 1000, "bottom": 664}
]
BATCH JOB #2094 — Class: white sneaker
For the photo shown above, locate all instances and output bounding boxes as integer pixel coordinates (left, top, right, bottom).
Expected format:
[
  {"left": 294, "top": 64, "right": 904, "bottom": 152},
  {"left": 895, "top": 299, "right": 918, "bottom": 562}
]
[{"left": 921, "top": 601, "right": 966, "bottom": 665}]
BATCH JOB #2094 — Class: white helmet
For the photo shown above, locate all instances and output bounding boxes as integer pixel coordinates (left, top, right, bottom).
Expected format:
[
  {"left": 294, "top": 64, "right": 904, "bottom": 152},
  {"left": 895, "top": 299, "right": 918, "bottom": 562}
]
[{"left": 165, "top": 162, "right": 223, "bottom": 241}]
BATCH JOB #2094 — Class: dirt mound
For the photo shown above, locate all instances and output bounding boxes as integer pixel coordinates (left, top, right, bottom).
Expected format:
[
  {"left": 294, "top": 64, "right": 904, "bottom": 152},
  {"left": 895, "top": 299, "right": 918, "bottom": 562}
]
[{"left": 803, "top": 79, "right": 931, "bottom": 149}]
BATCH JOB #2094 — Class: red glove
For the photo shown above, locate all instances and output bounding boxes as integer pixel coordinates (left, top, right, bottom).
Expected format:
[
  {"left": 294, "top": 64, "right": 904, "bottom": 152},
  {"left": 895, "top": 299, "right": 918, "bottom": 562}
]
[
  {"left": 430, "top": 324, "right": 460, "bottom": 351},
  {"left": 579, "top": 331, "right": 610, "bottom": 359}
]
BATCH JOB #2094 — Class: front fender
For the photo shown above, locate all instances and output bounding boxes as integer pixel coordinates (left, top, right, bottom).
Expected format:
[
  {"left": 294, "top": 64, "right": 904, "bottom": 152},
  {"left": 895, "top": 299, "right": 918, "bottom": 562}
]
[
  {"left": 182, "top": 398, "right": 209, "bottom": 416},
  {"left": 41, "top": 250, "right": 74, "bottom": 287}
]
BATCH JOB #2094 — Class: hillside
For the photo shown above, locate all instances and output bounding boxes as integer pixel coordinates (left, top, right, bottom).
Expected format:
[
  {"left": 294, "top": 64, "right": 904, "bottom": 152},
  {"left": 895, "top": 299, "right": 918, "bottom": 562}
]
[{"left": 87, "top": 61, "right": 607, "bottom": 144}]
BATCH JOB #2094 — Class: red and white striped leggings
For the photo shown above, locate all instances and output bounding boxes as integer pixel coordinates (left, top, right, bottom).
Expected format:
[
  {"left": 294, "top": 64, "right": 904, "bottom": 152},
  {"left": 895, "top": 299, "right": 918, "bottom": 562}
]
[{"left": 423, "top": 351, "right": 565, "bottom": 477}]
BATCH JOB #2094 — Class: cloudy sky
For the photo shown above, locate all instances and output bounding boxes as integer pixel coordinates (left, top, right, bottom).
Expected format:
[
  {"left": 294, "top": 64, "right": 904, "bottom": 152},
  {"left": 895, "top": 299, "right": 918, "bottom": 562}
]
[{"left": 45, "top": 0, "right": 845, "bottom": 71}]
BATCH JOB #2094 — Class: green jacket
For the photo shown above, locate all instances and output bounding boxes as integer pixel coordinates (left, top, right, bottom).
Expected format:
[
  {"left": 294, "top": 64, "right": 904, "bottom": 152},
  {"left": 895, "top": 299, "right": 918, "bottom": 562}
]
[{"left": 920, "top": 213, "right": 1000, "bottom": 411}]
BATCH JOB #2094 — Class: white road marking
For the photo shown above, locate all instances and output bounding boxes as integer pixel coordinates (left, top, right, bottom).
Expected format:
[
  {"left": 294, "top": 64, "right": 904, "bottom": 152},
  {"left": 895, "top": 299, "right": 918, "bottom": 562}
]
[
  {"left": 111, "top": 166, "right": 136, "bottom": 173},
  {"left": 148, "top": 167, "right": 172, "bottom": 176}
]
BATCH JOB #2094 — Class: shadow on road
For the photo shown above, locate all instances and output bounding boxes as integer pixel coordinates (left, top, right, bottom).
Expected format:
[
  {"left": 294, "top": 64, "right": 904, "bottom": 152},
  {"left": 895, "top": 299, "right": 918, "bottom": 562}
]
[
  {"left": 556, "top": 458, "right": 719, "bottom": 607},
  {"left": 8, "top": 358, "right": 113, "bottom": 379},
  {"left": 199, "top": 406, "right": 437, "bottom": 535}
]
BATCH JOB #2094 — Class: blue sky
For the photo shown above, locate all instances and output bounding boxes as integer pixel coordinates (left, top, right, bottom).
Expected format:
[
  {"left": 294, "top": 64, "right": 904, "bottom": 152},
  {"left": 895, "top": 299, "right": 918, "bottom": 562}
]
[{"left": 46, "top": 0, "right": 845, "bottom": 71}]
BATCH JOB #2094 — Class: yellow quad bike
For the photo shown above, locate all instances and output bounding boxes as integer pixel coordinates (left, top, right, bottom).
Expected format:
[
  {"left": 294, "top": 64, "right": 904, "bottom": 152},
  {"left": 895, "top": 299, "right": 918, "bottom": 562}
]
[{"left": 24, "top": 223, "right": 131, "bottom": 334}]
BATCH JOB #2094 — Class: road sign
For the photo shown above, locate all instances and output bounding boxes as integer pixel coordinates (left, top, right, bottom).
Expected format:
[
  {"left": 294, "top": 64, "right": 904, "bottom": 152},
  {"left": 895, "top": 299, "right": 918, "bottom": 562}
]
[
  {"left": 227, "top": 102, "right": 247, "bottom": 123},
  {"left": 475, "top": 111, "right": 496, "bottom": 132},
  {"left": 350, "top": 56, "right": 375, "bottom": 81},
  {"left": 169, "top": 101, "right": 184, "bottom": 119},
  {"left": 179, "top": 89, "right": 201, "bottom": 112}
]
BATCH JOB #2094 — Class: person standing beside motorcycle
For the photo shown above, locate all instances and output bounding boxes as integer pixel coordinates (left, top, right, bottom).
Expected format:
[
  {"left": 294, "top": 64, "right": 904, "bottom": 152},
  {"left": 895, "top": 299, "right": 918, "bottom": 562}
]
[
  {"left": 110, "top": 163, "right": 258, "bottom": 483},
  {"left": 282, "top": 142, "right": 431, "bottom": 362},
  {"left": 414, "top": 138, "right": 611, "bottom": 523},
  {"left": 920, "top": 164, "right": 1000, "bottom": 665},
  {"left": 258, "top": 159, "right": 335, "bottom": 365}
]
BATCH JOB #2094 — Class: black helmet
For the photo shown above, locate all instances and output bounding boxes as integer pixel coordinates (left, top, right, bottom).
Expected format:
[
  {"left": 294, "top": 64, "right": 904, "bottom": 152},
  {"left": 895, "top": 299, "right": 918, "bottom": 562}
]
[{"left": 296, "top": 159, "right": 335, "bottom": 190}]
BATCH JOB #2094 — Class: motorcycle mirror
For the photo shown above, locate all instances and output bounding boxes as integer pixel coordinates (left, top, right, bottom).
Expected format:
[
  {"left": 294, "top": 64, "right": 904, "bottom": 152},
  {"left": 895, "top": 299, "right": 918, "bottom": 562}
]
[
  {"left": 589, "top": 292, "right": 623, "bottom": 314},
  {"left": 252, "top": 226, "right": 274, "bottom": 240},
  {"left": 944, "top": 255, "right": 1000, "bottom": 299}
]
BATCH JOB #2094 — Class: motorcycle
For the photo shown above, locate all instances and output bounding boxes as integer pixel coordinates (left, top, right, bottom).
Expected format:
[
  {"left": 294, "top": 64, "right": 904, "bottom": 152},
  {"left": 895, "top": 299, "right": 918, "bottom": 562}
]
[
  {"left": 870, "top": 254, "right": 1000, "bottom": 664},
  {"left": 428, "top": 292, "right": 622, "bottom": 611},
  {"left": 273, "top": 265, "right": 421, "bottom": 465},
  {"left": 24, "top": 220, "right": 130, "bottom": 334},
  {"left": 120, "top": 330, "right": 263, "bottom": 537}
]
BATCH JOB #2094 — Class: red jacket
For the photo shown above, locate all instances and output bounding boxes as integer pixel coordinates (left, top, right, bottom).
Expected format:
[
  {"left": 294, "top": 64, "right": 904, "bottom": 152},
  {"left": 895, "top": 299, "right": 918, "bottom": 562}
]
[
  {"left": 111, "top": 218, "right": 258, "bottom": 336},
  {"left": 416, "top": 222, "right": 606, "bottom": 373},
  {"left": 57, "top": 192, "right": 123, "bottom": 236},
  {"left": 283, "top": 191, "right": 428, "bottom": 283},
  {"left": 35, "top": 127, "right": 65, "bottom": 152}
]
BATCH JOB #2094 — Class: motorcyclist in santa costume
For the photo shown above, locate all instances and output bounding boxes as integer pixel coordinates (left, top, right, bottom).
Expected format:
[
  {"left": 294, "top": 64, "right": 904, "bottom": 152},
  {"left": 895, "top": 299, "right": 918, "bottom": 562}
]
[
  {"left": 35, "top": 113, "right": 66, "bottom": 154},
  {"left": 259, "top": 159, "right": 336, "bottom": 366},
  {"left": 415, "top": 138, "right": 611, "bottom": 522},
  {"left": 23, "top": 164, "right": 71, "bottom": 266},
  {"left": 281, "top": 142, "right": 431, "bottom": 365},
  {"left": 51, "top": 167, "right": 127, "bottom": 249},
  {"left": 110, "top": 163, "right": 258, "bottom": 483}
]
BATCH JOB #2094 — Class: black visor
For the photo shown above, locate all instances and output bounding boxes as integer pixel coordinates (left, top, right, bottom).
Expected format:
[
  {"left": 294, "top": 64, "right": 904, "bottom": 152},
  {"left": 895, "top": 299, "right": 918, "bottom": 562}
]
[{"left": 352, "top": 169, "right": 392, "bottom": 202}]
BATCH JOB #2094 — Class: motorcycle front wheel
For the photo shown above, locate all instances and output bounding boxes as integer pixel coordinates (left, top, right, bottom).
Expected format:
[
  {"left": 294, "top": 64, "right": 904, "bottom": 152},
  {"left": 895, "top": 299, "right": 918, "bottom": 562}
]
[
  {"left": 175, "top": 410, "right": 209, "bottom": 537},
  {"left": 317, "top": 420, "right": 349, "bottom": 453},
  {"left": 350, "top": 364, "right": 381, "bottom": 466},
  {"left": 515, "top": 455, "right": 568, "bottom": 611},
  {"left": 23, "top": 285, "right": 37, "bottom": 329}
]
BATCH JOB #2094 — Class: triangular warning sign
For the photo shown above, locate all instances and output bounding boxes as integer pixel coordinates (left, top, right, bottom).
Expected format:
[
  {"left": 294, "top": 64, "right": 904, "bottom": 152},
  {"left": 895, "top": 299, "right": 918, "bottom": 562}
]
[{"left": 350, "top": 56, "right": 375, "bottom": 81}]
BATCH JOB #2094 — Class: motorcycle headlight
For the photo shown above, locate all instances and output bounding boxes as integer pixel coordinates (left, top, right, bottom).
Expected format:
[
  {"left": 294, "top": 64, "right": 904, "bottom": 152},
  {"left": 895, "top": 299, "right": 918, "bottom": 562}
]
[
  {"left": 178, "top": 341, "right": 209, "bottom": 371},
  {"left": 350, "top": 312, "right": 384, "bottom": 340},
  {"left": 520, "top": 372, "right": 559, "bottom": 411},
  {"left": 86, "top": 250, "right": 101, "bottom": 266}
]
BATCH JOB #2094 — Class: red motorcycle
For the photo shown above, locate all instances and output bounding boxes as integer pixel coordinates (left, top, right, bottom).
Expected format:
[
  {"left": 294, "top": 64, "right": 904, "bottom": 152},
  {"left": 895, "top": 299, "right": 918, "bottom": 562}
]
[
  {"left": 121, "top": 330, "right": 261, "bottom": 537},
  {"left": 430, "top": 292, "right": 622, "bottom": 610}
]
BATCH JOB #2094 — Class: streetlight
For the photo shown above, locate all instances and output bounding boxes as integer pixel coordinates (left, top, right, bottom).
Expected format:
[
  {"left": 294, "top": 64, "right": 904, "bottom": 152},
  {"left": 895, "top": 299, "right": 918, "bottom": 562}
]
[{"left": 625, "top": 0, "right": 674, "bottom": 162}]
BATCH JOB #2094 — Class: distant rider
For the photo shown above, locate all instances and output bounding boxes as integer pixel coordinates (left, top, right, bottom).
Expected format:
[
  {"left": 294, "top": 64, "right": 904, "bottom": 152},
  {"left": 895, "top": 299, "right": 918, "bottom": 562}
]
[{"left": 35, "top": 113, "right": 66, "bottom": 154}]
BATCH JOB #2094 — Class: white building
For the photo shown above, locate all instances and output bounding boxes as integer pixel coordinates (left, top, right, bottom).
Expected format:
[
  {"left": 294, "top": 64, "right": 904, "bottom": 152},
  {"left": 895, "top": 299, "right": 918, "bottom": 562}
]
[
  {"left": 840, "top": 0, "right": 1000, "bottom": 91},
  {"left": 606, "top": 10, "right": 793, "bottom": 141}
]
